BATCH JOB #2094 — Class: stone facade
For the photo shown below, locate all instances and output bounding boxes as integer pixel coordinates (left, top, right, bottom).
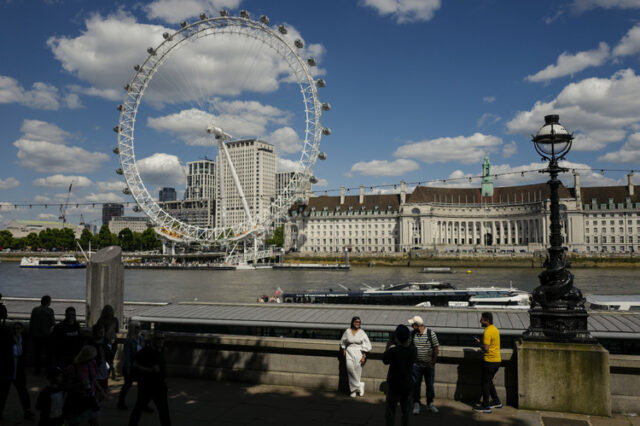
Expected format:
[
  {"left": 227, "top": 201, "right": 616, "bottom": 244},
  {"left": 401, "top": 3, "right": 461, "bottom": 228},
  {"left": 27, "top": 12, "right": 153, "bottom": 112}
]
[{"left": 286, "top": 174, "right": 640, "bottom": 254}]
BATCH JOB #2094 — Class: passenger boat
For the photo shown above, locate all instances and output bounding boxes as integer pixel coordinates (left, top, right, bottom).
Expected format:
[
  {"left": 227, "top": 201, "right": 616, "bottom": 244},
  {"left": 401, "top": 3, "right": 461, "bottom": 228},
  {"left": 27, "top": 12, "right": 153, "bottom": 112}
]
[
  {"left": 586, "top": 295, "right": 640, "bottom": 312},
  {"left": 20, "top": 255, "right": 86, "bottom": 269},
  {"left": 421, "top": 267, "right": 455, "bottom": 274},
  {"left": 278, "top": 281, "right": 530, "bottom": 308}
]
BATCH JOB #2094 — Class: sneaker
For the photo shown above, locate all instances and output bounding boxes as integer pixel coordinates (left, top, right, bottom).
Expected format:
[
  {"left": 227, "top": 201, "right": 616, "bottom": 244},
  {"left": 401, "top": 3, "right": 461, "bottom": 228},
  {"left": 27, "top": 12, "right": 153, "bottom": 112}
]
[
  {"left": 350, "top": 391, "right": 357, "bottom": 398},
  {"left": 412, "top": 402, "right": 420, "bottom": 415},
  {"left": 359, "top": 382, "right": 365, "bottom": 397},
  {"left": 472, "top": 405, "right": 491, "bottom": 413},
  {"left": 489, "top": 400, "right": 502, "bottom": 409},
  {"left": 427, "top": 403, "right": 439, "bottom": 413}
]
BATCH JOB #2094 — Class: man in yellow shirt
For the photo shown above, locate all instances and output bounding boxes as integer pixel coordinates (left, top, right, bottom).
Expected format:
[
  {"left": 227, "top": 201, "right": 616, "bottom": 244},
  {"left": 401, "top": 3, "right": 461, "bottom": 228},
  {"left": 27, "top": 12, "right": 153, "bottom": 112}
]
[{"left": 473, "top": 312, "right": 502, "bottom": 413}]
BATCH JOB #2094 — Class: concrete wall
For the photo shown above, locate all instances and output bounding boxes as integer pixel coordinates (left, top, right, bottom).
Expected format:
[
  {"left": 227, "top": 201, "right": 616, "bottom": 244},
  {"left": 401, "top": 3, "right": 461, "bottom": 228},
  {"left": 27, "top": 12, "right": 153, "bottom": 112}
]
[{"left": 143, "top": 333, "right": 638, "bottom": 414}]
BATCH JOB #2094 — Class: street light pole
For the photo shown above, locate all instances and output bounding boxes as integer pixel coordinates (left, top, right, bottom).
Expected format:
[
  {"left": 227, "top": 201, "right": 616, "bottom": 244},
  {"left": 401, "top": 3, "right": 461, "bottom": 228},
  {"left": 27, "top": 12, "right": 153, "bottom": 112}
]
[{"left": 523, "top": 115, "right": 595, "bottom": 343}]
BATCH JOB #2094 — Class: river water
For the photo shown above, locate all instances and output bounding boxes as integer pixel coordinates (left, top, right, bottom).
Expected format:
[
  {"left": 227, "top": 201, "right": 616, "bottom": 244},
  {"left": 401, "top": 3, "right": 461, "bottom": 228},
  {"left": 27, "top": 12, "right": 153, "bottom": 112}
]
[{"left": 0, "top": 262, "right": 637, "bottom": 303}]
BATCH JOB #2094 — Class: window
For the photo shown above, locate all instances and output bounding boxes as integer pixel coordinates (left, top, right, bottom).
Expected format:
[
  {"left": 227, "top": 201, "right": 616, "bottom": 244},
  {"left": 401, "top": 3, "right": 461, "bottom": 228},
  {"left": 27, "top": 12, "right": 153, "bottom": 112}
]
[
  {"left": 594, "top": 237, "right": 598, "bottom": 243},
  {"left": 602, "top": 236, "right": 607, "bottom": 244},
  {"left": 611, "top": 237, "right": 616, "bottom": 243},
  {"left": 586, "top": 236, "right": 590, "bottom": 243},
  {"left": 586, "top": 228, "right": 590, "bottom": 233}
]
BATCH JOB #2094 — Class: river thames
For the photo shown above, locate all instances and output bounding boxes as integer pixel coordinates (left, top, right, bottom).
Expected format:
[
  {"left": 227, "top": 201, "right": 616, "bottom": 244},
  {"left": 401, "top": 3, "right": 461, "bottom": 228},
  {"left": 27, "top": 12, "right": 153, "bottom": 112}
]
[{"left": 0, "top": 262, "right": 637, "bottom": 303}]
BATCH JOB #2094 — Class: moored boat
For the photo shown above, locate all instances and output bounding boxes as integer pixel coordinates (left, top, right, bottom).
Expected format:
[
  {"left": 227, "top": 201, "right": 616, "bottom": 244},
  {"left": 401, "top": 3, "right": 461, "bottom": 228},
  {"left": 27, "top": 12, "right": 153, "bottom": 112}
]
[
  {"left": 20, "top": 255, "right": 86, "bottom": 269},
  {"left": 586, "top": 295, "right": 640, "bottom": 312},
  {"left": 278, "top": 281, "right": 530, "bottom": 309}
]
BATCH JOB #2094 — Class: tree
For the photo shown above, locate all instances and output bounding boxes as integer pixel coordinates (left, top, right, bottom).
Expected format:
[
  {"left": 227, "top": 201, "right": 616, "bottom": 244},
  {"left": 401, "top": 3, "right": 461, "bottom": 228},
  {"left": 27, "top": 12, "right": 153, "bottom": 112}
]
[
  {"left": 0, "top": 230, "right": 12, "bottom": 249},
  {"left": 24, "top": 232, "right": 40, "bottom": 249},
  {"left": 56, "top": 228, "right": 76, "bottom": 250},
  {"left": 265, "top": 225, "right": 284, "bottom": 247},
  {"left": 79, "top": 228, "right": 93, "bottom": 250},
  {"left": 140, "top": 228, "right": 161, "bottom": 250},
  {"left": 96, "top": 225, "right": 115, "bottom": 248},
  {"left": 118, "top": 228, "right": 134, "bottom": 251}
]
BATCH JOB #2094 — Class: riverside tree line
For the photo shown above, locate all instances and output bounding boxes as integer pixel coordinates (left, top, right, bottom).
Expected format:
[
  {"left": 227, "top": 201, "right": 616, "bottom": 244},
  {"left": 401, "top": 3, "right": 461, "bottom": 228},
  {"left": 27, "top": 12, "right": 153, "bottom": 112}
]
[{"left": 0, "top": 225, "right": 161, "bottom": 252}]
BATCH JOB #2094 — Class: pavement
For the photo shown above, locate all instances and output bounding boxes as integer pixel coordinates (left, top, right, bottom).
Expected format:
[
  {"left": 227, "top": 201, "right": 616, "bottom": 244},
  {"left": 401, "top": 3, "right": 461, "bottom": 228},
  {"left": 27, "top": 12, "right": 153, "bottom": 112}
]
[{"left": 1, "top": 374, "right": 638, "bottom": 425}]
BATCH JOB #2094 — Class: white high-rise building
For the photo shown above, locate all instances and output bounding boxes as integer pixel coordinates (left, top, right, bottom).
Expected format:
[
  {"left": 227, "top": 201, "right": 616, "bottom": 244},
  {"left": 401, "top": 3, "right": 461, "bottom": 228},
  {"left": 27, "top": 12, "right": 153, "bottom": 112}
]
[
  {"left": 216, "top": 139, "right": 276, "bottom": 227},
  {"left": 185, "top": 159, "right": 216, "bottom": 200}
]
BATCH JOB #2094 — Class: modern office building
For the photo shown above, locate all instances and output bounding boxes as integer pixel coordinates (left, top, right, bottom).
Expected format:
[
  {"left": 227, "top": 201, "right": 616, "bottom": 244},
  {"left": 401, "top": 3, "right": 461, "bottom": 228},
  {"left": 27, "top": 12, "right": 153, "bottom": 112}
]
[
  {"left": 185, "top": 159, "right": 216, "bottom": 201},
  {"left": 102, "top": 203, "right": 124, "bottom": 226},
  {"left": 159, "top": 187, "right": 177, "bottom": 202},
  {"left": 159, "top": 199, "right": 216, "bottom": 229},
  {"left": 216, "top": 139, "right": 276, "bottom": 227},
  {"left": 108, "top": 216, "right": 151, "bottom": 234}
]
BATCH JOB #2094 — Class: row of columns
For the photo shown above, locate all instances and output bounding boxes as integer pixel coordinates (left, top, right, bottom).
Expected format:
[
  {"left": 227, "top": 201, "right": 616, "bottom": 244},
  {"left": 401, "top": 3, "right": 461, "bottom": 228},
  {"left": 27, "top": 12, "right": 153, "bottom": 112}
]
[{"left": 428, "top": 218, "right": 547, "bottom": 246}]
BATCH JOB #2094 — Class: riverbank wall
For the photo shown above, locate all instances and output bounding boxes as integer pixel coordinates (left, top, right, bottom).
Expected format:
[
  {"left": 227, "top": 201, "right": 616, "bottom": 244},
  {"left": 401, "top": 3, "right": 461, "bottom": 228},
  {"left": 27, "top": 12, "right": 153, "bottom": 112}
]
[{"left": 141, "top": 333, "right": 639, "bottom": 414}]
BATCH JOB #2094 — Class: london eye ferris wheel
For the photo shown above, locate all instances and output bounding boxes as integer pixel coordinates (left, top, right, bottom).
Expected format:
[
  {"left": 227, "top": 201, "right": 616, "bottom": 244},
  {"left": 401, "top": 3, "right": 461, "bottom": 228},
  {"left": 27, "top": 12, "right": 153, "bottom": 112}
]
[{"left": 114, "top": 10, "right": 329, "bottom": 250}]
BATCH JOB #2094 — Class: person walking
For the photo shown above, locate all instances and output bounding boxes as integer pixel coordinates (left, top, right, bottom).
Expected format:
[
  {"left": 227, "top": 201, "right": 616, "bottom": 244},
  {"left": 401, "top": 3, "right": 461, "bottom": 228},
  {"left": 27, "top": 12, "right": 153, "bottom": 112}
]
[
  {"left": 340, "top": 316, "right": 372, "bottom": 397},
  {"left": 473, "top": 312, "right": 502, "bottom": 413},
  {"left": 52, "top": 307, "right": 83, "bottom": 369},
  {"left": 63, "top": 345, "right": 106, "bottom": 426},
  {"left": 30, "top": 295, "right": 55, "bottom": 375},
  {"left": 383, "top": 325, "right": 416, "bottom": 426},
  {"left": 128, "top": 332, "right": 171, "bottom": 426},
  {"left": 0, "top": 322, "right": 34, "bottom": 420},
  {"left": 95, "top": 305, "right": 119, "bottom": 380},
  {"left": 408, "top": 315, "right": 439, "bottom": 414},
  {"left": 118, "top": 321, "right": 144, "bottom": 410}
]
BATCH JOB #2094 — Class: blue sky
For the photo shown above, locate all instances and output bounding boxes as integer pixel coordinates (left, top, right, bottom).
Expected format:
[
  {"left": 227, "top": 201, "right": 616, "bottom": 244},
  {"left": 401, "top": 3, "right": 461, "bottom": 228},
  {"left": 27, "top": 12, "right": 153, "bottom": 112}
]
[{"left": 2, "top": 0, "right": 640, "bottom": 227}]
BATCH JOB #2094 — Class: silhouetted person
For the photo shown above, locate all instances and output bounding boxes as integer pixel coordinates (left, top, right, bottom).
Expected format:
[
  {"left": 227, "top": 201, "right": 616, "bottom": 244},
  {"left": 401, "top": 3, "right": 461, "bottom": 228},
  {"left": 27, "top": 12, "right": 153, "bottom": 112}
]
[
  {"left": 383, "top": 325, "right": 416, "bottom": 426},
  {"left": 118, "top": 321, "right": 144, "bottom": 410},
  {"left": 0, "top": 322, "right": 34, "bottom": 420},
  {"left": 0, "top": 294, "right": 7, "bottom": 327},
  {"left": 52, "top": 307, "right": 83, "bottom": 369},
  {"left": 128, "top": 332, "right": 171, "bottom": 426},
  {"left": 88, "top": 324, "right": 110, "bottom": 398},
  {"left": 30, "top": 295, "right": 55, "bottom": 374},
  {"left": 95, "top": 305, "right": 119, "bottom": 380},
  {"left": 35, "top": 368, "right": 65, "bottom": 426}
]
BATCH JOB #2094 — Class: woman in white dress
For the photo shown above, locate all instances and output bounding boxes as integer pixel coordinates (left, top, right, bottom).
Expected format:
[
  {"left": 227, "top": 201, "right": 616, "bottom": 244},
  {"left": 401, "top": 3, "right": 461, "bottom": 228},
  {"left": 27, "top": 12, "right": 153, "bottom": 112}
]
[{"left": 340, "top": 316, "right": 372, "bottom": 397}]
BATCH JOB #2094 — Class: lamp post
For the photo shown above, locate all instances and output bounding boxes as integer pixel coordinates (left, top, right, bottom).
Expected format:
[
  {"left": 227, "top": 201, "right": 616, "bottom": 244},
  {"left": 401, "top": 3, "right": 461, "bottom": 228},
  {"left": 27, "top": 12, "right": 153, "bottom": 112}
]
[{"left": 523, "top": 115, "right": 595, "bottom": 343}]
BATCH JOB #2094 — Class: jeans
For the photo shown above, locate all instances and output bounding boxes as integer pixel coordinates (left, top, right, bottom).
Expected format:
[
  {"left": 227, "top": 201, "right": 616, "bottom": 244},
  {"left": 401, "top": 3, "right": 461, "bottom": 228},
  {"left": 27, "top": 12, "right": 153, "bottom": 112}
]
[
  {"left": 411, "top": 364, "right": 435, "bottom": 405},
  {"left": 385, "top": 390, "right": 410, "bottom": 426},
  {"left": 481, "top": 361, "right": 500, "bottom": 406}
]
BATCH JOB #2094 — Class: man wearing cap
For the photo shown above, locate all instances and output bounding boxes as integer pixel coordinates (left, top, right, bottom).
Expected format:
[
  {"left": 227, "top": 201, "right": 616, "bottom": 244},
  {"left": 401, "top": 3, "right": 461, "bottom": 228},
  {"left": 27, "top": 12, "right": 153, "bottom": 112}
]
[{"left": 408, "top": 315, "right": 439, "bottom": 414}]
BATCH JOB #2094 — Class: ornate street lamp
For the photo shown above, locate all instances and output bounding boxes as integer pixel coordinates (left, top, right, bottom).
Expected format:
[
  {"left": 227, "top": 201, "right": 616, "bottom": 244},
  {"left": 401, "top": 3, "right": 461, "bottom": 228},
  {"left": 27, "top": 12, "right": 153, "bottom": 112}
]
[{"left": 524, "top": 115, "right": 595, "bottom": 343}]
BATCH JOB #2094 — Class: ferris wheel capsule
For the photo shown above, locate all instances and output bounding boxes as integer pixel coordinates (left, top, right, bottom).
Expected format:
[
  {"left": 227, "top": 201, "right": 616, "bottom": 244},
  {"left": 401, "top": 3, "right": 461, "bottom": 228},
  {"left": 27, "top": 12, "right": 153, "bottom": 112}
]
[
  {"left": 122, "top": 187, "right": 131, "bottom": 195},
  {"left": 278, "top": 25, "right": 287, "bottom": 34},
  {"left": 309, "top": 176, "right": 319, "bottom": 184},
  {"left": 199, "top": 13, "right": 208, "bottom": 20},
  {"left": 132, "top": 206, "right": 141, "bottom": 213},
  {"left": 294, "top": 39, "right": 304, "bottom": 48},
  {"left": 147, "top": 47, "right": 156, "bottom": 55},
  {"left": 260, "top": 15, "right": 270, "bottom": 25},
  {"left": 112, "top": 147, "right": 119, "bottom": 154},
  {"left": 180, "top": 21, "right": 188, "bottom": 28},
  {"left": 220, "top": 10, "right": 229, "bottom": 17},
  {"left": 115, "top": 168, "right": 123, "bottom": 175},
  {"left": 321, "top": 102, "right": 331, "bottom": 111},
  {"left": 307, "top": 58, "right": 317, "bottom": 67},
  {"left": 318, "top": 152, "right": 327, "bottom": 160},
  {"left": 239, "top": 10, "right": 250, "bottom": 19},
  {"left": 163, "top": 32, "right": 171, "bottom": 40},
  {"left": 316, "top": 79, "right": 326, "bottom": 88},
  {"left": 322, "top": 127, "right": 331, "bottom": 136}
]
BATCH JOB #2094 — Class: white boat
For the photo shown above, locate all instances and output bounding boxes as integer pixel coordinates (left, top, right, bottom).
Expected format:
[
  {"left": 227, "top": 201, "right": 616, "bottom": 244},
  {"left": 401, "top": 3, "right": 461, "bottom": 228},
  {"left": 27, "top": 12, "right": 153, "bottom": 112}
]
[
  {"left": 586, "top": 295, "right": 640, "bottom": 312},
  {"left": 421, "top": 267, "right": 455, "bottom": 274},
  {"left": 20, "top": 255, "right": 86, "bottom": 269},
  {"left": 280, "top": 281, "right": 530, "bottom": 309}
]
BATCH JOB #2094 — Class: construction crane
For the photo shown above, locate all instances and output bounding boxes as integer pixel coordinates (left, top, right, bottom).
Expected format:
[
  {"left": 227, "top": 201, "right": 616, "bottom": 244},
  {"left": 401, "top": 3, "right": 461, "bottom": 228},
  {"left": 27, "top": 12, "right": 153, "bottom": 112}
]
[{"left": 59, "top": 182, "right": 72, "bottom": 225}]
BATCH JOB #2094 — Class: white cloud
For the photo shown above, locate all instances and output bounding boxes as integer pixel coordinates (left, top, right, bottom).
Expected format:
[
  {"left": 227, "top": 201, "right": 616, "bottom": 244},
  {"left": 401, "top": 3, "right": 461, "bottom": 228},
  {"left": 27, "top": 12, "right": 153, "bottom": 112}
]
[
  {"left": 0, "top": 75, "right": 82, "bottom": 110},
  {"left": 393, "top": 133, "right": 503, "bottom": 165},
  {"left": 148, "top": 100, "right": 296, "bottom": 147},
  {"left": 84, "top": 193, "right": 125, "bottom": 203},
  {"left": 34, "top": 195, "right": 51, "bottom": 203},
  {"left": 0, "top": 178, "right": 19, "bottom": 190},
  {"left": 277, "top": 158, "right": 304, "bottom": 173},
  {"left": 96, "top": 181, "right": 128, "bottom": 192},
  {"left": 502, "top": 141, "right": 517, "bottom": 158},
  {"left": 13, "top": 120, "right": 108, "bottom": 174},
  {"left": 32, "top": 175, "right": 92, "bottom": 188},
  {"left": 268, "top": 127, "right": 302, "bottom": 154},
  {"left": 48, "top": 12, "right": 325, "bottom": 105},
  {"left": 598, "top": 132, "right": 640, "bottom": 163},
  {"left": 136, "top": 153, "right": 186, "bottom": 186},
  {"left": 526, "top": 42, "right": 610, "bottom": 83},
  {"left": 314, "top": 178, "right": 328, "bottom": 187},
  {"left": 508, "top": 69, "right": 640, "bottom": 151},
  {"left": 38, "top": 213, "right": 59, "bottom": 221},
  {"left": 145, "top": 0, "right": 241, "bottom": 23},
  {"left": 14, "top": 140, "right": 109, "bottom": 174},
  {"left": 572, "top": 0, "right": 640, "bottom": 13},
  {"left": 361, "top": 0, "right": 442, "bottom": 23},
  {"left": 483, "top": 96, "right": 496, "bottom": 103},
  {"left": 20, "top": 120, "right": 70, "bottom": 144},
  {"left": 613, "top": 24, "right": 640, "bottom": 57},
  {"left": 477, "top": 113, "right": 501, "bottom": 128},
  {"left": 350, "top": 159, "right": 419, "bottom": 176}
]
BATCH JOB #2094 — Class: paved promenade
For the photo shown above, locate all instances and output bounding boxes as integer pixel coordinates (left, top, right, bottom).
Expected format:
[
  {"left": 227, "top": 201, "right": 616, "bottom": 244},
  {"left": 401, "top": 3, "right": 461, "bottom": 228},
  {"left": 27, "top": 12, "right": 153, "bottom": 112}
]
[{"left": 1, "top": 374, "right": 638, "bottom": 425}]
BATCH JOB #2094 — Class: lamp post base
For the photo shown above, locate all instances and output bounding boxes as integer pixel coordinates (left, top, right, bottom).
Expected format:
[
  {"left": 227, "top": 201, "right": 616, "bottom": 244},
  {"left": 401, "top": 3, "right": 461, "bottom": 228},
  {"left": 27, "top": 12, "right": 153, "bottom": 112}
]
[{"left": 524, "top": 307, "right": 595, "bottom": 343}]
